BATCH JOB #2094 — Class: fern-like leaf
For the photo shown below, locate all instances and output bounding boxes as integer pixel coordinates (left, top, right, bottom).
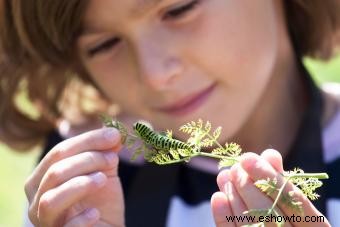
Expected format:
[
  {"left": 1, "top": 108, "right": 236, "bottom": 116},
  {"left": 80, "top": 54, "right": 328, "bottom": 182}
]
[
  {"left": 242, "top": 223, "right": 265, "bottom": 227},
  {"left": 243, "top": 209, "right": 270, "bottom": 218},
  {"left": 169, "top": 148, "right": 180, "bottom": 160},
  {"left": 204, "top": 121, "right": 211, "bottom": 133},
  {"left": 200, "top": 138, "right": 214, "bottom": 147},
  {"left": 150, "top": 150, "right": 174, "bottom": 164},
  {"left": 166, "top": 130, "right": 173, "bottom": 138},
  {"left": 281, "top": 191, "right": 303, "bottom": 214},
  {"left": 287, "top": 168, "right": 323, "bottom": 200},
  {"left": 218, "top": 158, "right": 238, "bottom": 169},
  {"left": 126, "top": 137, "right": 137, "bottom": 150},
  {"left": 131, "top": 146, "right": 144, "bottom": 161},
  {"left": 111, "top": 119, "right": 129, "bottom": 143},
  {"left": 254, "top": 178, "right": 278, "bottom": 196},
  {"left": 177, "top": 148, "right": 193, "bottom": 157},
  {"left": 180, "top": 119, "right": 204, "bottom": 135},
  {"left": 212, "top": 143, "right": 242, "bottom": 157},
  {"left": 213, "top": 126, "right": 222, "bottom": 140}
]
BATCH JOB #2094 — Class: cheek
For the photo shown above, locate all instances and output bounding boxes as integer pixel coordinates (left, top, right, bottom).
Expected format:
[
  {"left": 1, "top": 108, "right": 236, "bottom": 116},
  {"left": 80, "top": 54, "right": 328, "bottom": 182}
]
[
  {"left": 84, "top": 57, "right": 142, "bottom": 109},
  {"left": 187, "top": 0, "right": 278, "bottom": 89},
  {"left": 178, "top": 0, "right": 280, "bottom": 137}
]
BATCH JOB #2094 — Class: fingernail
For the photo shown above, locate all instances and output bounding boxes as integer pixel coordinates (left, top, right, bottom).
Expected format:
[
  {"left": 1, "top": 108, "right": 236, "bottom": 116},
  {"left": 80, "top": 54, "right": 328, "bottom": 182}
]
[
  {"left": 85, "top": 208, "right": 99, "bottom": 219},
  {"left": 224, "top": 182, "right": 233, "bottom": 199},
  {"left": 104, "top": 128, "right": 119, "bottom": 143},
  {"left": 241, "top": 153, "right": 259, "bottom": 171},
  {"left": 104, "top": 152, "right": 117, "bottom": 164},
  {"left": 217, "top": 169, "right": 230, "bottom": 190},
  {"left": 90, "top": 172, "right": 106, "bottom": 186}
]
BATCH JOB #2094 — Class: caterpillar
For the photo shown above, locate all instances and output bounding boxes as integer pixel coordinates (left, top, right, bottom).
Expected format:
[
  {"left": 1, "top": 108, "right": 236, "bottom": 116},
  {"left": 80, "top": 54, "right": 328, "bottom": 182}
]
[{"left": 133, "top": 122, "right": 192, "bottom": 151}]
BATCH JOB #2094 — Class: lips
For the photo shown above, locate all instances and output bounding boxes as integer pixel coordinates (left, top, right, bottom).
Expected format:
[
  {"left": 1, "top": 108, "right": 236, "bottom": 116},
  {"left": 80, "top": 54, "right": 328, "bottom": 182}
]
[{"left": 156, "top": 82, "right": 217, "bottom": 116}]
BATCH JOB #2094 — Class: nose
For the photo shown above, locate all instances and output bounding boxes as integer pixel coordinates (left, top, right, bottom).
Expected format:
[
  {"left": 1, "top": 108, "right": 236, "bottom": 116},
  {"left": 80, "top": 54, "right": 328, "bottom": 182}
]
[{"left": 133, "top": 36, "right": 183, "bottom": 91}]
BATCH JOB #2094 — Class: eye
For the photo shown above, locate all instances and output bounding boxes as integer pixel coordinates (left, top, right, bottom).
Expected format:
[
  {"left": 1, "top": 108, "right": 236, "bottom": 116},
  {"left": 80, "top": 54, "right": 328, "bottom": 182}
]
[
  {"left": 163, "top": 0, "right": 200, "bottom": 20},
  {"left": 87, "top": 37, "right": 121, "bottom": 57}
]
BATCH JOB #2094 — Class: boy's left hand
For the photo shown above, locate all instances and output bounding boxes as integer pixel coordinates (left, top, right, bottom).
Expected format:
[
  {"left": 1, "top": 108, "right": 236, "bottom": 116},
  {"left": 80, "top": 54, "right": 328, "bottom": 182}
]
[{"left": 211, "top": 149, "right": 331, "bottom": 227}]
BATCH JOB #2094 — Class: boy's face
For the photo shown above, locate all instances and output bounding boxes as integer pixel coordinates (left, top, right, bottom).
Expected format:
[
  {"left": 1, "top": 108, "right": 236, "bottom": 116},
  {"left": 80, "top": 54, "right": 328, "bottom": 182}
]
[{"left": 77, "top": 0, "right": 287, "bottom": 140}]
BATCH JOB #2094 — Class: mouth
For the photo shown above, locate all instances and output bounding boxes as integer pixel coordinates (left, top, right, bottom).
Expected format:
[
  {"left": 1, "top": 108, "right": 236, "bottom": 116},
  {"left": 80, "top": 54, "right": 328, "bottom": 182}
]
[{"left": 156, "top": 82, "right": 217, "bottom": 117}]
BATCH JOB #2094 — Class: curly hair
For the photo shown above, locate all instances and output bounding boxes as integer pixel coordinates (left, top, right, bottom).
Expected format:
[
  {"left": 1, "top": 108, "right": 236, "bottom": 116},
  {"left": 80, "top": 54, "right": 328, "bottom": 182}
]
[{"left": 0, "top": 0, "right": 339, "bottom": 150}]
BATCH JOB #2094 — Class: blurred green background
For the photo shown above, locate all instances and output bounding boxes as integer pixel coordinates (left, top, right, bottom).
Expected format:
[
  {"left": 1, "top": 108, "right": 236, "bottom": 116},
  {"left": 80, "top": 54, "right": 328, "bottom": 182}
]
[{"left": 0, "top": 56, "right": 339, "bottom": 227}]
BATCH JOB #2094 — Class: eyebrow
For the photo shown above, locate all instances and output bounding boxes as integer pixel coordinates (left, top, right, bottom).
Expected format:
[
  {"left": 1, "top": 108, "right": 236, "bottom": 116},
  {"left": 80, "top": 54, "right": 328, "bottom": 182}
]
[
  {"left": 131, "top": 0, "right": 164, "bottom": 15},
  {"left": 80, "top": 0, "right": 164, "bottom": 35}
]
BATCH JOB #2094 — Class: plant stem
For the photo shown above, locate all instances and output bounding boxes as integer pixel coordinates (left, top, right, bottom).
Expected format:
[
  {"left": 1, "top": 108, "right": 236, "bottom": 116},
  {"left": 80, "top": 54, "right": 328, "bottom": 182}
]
[
  {"left": 266, "top": 172, "right": 328, "bottom": 217},
  {"left": 268, "top": 177, "right": 291, "bottom": 215},
  {"left": 206, "top": 133, "right": 225, "bottom": 150},
  {"left": 155, "top": 151, "right": 239, "bottom": 165},
  {"left": 198, "top": 151, "right": 239, "bottom": 163},
  {"left": 126, "top": 132, "right": 141, "bottom": 139},
  {"left": 284, "top": 173, "right": 329, "bottom": 179}
]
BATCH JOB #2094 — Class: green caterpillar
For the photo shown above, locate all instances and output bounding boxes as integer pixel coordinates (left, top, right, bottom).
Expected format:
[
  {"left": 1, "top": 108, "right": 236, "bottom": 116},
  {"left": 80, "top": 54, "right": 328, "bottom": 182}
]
[{"left": 133, "top": 122, "right": 192, "bottom": 151}]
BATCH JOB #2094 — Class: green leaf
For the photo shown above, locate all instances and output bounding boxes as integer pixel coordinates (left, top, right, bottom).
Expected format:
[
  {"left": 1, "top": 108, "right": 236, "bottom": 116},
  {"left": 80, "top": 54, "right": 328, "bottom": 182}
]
[
  {"left": 243, "top": 209, "right": 270, "bottom": 218},
  {"left": 126, "top": 137, "right": 136, "bottom": 149},
  {"left": 254, "top": 178, "right": 278, "bottom": 196},
  {"left": 281, "top": 192, "right": 303, "bottom": 214},
  {"left": 242, "top": 223, "right": 265, "bottom": 227},
  {"left": 213, "top": 126, "right": 222, "bottom": 140},
  {"left": 178, "top": 148, "right": 192, "bottom": 157},
  {"left": 165, "top": 130, "right": 173, "bottom": 138},
  {"left": 218, "top": 158, "right": 237, "bottom": 168},
  {"left": 200, "top": 138, "right": 214, "bottom": 147},
  {"left": 131, "top": 146, "right": 143, "bottom": 161},
  {"left": 287, "top": 168, "right": 323, "bottom": 200},
  {"left": 204, "top": 121, "right": 211, "bottom": 132},
  {"left": 169, "top": 149, "right": 180, "bottom": 160}
]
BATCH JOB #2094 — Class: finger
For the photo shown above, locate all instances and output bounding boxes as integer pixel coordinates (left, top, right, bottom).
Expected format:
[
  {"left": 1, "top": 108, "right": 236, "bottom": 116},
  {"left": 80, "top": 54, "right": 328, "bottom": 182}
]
[
  {"left": 217, "top": 169, "right": 231, "bottom": 192},
  {"left": 64, "top": 208, "right": 100, "bottom": 227},
  {"left": 37, "top": 172, "right": 107, "bottom": 227},
  {"left": 229, "top": 163, "right": 291, "bottom": 227},
  {"left": 30, "top": 151, "right": 118, "bottom": 224},
  {"left": 25, "top": 127, "right": 120, "bottom": 202},
  {"left": 224, "top": 170, "right": 248, "bottom": 227},
  {"left": 240, "top": 152, "right": 330, "bottom": 227},
  {"left": 260, "top": 149, "right": 284, "bottom": 173},
  {"left": 39, "top": 151, "right": 118, "bottom": 195},
  {"left": 211, "top": 192, "right": 235, "bottom": 227}
]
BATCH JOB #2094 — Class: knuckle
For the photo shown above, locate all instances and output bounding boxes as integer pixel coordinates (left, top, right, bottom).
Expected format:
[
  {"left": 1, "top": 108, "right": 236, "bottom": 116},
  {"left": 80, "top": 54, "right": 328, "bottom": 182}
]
[
  {"left": 84, "top": 173, "right": 106, "bottom": 190},
  {"left": 86, "top": 176, "right": 102, "bottom": 189},
  {"left": 49, "top": 143, "right": 66, "bottom": 161},
  {"left": 73, "top": 175, "right": 93, "bottom": 190},
  {"left": 24, "top": 176, "right": 34, "bottom": 200},
  {"left": 103, "top": 153, "right": 118, "bottom": 168},
  {"left": 81, "top": 130, "right": 103, "bottom": 148},
  {"left": 84, "top": 151, "right": 116, "bottom": 169},
  {"left": 38, "top": 192, "right": 55, "bottom": 216},
  {"left": 91, "top": 128, "right": 120, "bottom": 147},
  {"left": 217, "top": 169, "right": 229, "bottom": 185},
  {"left": 45, "top": 164, "right": 63, "bottom": 184},
  {"left": 28, "top": 205, "right": 38, "bottom": 224},
  {"left": 294, "top": 189, "right": 309, "bottom": 203},
  {"left": 68, "top": 177, "right": 96, "bottom": 196},
  {"left": 85, "top": 151, "right": 99, "bottom": 164}
]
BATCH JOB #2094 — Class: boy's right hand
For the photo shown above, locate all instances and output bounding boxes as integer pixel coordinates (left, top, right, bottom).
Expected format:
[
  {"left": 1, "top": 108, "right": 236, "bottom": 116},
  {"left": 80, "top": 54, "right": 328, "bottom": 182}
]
[{"left": 24, "top": 128, "right": 125, "bottom": 227}]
